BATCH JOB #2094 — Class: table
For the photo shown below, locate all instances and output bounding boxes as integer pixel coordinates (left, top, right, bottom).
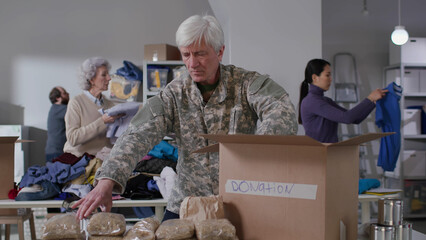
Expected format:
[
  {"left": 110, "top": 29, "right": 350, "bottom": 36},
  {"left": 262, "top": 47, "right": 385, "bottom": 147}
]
[
  {"left": 0, "top": 198, "right": 167, "bottom": 220},
  {"left": 358, "top": 193, "right": 400, "bottom": 224}
]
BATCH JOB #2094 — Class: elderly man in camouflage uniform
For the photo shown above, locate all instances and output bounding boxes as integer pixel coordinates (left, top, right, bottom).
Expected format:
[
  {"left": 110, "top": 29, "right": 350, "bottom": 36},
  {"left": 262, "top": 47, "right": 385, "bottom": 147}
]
[{"left": 75, "top": 14, "right": 298, "bottom": 220}]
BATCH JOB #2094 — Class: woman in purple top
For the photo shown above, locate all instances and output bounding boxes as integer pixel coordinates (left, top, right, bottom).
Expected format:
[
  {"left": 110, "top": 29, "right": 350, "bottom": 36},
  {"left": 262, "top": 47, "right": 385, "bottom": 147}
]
[{"left": 298, "top": 59, "right": 387, "bottom": 143}]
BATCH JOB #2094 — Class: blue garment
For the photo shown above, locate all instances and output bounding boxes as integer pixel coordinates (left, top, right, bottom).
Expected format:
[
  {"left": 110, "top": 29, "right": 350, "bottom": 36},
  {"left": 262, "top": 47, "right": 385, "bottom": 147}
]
[
  {"left": 375, "top": 82, "right": 402, "bottom": 171},
  {"left": 116, "top": 60, "right": 143, "bottom": 81},
  {"left": 45, "top": 104, "right": 67, "bottom": 158},
  {"left": 132, "top": 207, "right": 155, "bottom": 218},
  {"left": 147, "top": 180, "right": 160, "bottom": 192},
  {"left": 301, "top": 84, "right": 376, "bottom": 143},
  {"left": 19, "top": 155, "right": 90, "bottom": 187},
  {"left": 15, "top": 180, "right": 61, "bottom": 201},
  {"left": 148, "top": 140, "right": 178, "bottom": 162},
  {"left": 358, "top": 178, "right": 380, "bottom": 194}
]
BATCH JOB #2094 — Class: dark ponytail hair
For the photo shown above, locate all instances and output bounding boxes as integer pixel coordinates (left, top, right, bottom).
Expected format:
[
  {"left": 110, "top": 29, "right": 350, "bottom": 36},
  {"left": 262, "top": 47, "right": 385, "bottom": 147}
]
[{"left": 298, "top": 59, "right": 331, "bottom": 124}]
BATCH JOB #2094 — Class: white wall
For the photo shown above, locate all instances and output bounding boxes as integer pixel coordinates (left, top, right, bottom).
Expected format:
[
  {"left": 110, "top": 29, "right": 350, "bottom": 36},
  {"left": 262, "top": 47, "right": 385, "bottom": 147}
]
[
  {"left": 209, "top": 0, "right": 322, "bottom": 134},
  {"left": 0, "top": 0, "right": 213, "bottom": 129}
]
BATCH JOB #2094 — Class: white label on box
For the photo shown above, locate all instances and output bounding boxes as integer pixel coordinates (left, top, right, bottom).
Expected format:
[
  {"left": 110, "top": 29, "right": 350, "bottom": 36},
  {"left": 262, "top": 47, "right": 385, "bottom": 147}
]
[{"left": 225, "top": 179, "right": 318, "bottom": 200}]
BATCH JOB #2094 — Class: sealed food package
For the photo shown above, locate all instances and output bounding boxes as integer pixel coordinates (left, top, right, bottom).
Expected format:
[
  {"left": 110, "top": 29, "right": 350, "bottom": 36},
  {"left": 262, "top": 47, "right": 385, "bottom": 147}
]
[
  {"left": 89, "top": 236, "right": 124, "bottom": 240},
  {"left": 155, "top": 219, "right": 195, "bottom": 240},
  {"left": 123, "top": 217, "right": 160, "bottom": 240},
  {"left": 195, "top": 219, "right": 237, "bottom": 240},
  {"left": 87, "top": 212, "right": 126, "bottom": 236},
  {"left": 41, "top": 213, "right": 85, "bottom": 240},
  {"left": 179, "top": 195, "right": 224, "bottom": 222}
]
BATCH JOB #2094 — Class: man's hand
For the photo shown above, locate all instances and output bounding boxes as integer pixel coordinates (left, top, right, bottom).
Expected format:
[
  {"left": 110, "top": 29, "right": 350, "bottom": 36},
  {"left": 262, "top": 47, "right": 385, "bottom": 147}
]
[{"left": 73, "top": 179, "right": 115, "bottom": 220}]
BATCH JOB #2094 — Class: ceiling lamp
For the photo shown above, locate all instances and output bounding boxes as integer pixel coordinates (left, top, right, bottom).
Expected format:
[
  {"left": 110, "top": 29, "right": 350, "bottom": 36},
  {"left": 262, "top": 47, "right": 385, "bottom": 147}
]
[{"left": 391, "top": 0, "right": 409, "bottom": 45}]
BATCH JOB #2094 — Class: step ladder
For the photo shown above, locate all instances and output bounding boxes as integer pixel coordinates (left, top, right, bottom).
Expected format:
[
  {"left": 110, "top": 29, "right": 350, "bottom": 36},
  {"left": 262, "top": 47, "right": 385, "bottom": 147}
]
[{"left": 332, "top": 53, "right": 368, "bottom": 178}]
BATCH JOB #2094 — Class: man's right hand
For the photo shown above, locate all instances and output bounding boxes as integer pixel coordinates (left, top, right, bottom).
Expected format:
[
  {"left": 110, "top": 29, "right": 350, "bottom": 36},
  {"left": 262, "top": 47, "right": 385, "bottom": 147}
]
[{"left": 73, "top": 178, "right": 115, "bottom": 220}]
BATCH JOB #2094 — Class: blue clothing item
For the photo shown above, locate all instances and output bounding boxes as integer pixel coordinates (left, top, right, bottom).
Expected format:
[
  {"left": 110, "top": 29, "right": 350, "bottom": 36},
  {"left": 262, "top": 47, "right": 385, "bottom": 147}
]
[
  {"left": 358, "top": 178, "right": 381, "bottom": 194},
  {"left": 19, "top": 155, "right": 90, "bottom": 187},
  {"left": 147, "top": 180, "right": 160, "bottom": 192},
  {"left": 15, "top": 180, "right": 61, "bottom": 201},
  {"left": 375, "top": 82, "right": 402, "bottom": 171},
  {"left": 162, "top": 209, "right": 179, "bottom": 222},
  {"left": 132, "top": 207, "right": 154, "bottom": 218},
  {"left": 116, "top": 60, "right": 143, "bottom": 81},
  {"left": 45, "top": 104, "right": 67, "bottom": 156},
  {"left": 301, "top": 84, "right": 376, "bottom": 143},
  {"left": 148, "top": 140, "right": 178, "bottom": 162}
]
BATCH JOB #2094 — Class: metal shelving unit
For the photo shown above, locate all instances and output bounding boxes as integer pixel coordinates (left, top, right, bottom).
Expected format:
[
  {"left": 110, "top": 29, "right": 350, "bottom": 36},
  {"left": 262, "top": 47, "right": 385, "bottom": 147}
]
[
  {"left": 142, "top": 60, "right": 184, "bottom": 103},
  {"left": 383, "top": 63, "right": 426, "bottom": 218}
]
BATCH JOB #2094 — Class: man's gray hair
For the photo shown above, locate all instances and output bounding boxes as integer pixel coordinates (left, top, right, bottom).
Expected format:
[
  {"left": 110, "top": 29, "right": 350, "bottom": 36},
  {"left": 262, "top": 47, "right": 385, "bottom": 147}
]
[
  {"left": 176, "top": 15, "right": 224, "bottom": 53},
  {"left": 79, "top": 57, "right": 111, "bottom": 90}
]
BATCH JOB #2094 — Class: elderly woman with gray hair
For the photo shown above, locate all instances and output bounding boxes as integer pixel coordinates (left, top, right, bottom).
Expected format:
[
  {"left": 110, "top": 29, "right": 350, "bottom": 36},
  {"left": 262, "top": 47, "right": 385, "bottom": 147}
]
[{"left": 63, "top": 57, "right": 122, "bottom": 157}]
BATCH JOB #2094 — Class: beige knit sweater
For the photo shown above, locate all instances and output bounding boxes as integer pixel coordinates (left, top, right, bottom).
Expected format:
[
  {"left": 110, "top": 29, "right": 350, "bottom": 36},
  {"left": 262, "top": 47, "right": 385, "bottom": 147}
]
[{"left": 63, "top": 93, "right": 115, "bottom": 157}]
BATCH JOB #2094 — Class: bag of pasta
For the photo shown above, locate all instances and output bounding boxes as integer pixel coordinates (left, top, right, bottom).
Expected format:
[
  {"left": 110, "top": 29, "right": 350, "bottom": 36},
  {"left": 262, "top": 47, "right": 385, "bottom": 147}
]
[
  {"left": 155, "top": 219, "right": 194, "bottom": 240},
  {"left": 41, "top": 213, "right": 85, "bottom": 240},
  {"left": 195, "top": 219, "right": 238, "bottom": 240},
  {"left": 87, "top": 212, "right": 126, "bottom": 236},
  {"left": 123, "top": 217, "right": 160, "bottom": 240}
]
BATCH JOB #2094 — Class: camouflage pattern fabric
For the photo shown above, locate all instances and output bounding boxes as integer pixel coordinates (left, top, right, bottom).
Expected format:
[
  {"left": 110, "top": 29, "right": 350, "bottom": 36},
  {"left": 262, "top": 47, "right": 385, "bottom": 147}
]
[{"left": 95, "top": 64, "right": 298, "bottom": 213}]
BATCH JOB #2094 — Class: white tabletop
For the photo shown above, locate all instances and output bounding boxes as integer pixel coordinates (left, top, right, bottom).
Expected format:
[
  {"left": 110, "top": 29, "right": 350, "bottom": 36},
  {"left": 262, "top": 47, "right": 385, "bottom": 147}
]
[{"left": 0, "top": 198, "right": 167, "bottom": 209}]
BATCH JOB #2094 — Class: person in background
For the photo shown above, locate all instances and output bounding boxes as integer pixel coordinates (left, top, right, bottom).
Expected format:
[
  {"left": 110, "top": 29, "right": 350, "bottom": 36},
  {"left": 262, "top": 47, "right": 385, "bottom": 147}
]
[
  {"left": 45, "top": 86, "right": 69, "bottom": 162},
  {"left": 74, "top": 14, "right": 298, "bottom": 221},
  {"left": 63, "top": 57, "right": 123, "bottom": 157},
  {"left": 298, "top": 58, "right": 388, "bottom": 143}
]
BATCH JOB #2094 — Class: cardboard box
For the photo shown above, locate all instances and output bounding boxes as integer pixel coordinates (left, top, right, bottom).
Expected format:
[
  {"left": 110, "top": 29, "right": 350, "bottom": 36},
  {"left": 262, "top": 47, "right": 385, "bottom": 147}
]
[
  {"left": 403, "top": 109, "right": 421, "bottom": 135},
  {"left": 0, "top": 136, "right": 19, "bottom": 215},
  {"left": 197, "top": 133, "right": 389, "bottom": 240},
  {"left": 144, "top": 44, "right": 181, "bottom": 61}
]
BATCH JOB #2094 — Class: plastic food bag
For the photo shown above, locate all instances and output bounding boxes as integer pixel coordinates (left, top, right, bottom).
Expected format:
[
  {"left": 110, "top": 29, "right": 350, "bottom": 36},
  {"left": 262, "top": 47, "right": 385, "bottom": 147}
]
[
  {"left": 155, "top": 219, "right": 194, "bottom": 240},
  {"left": 87, "top": 212, "right": 126, "bottom": 236},
  {"left": 195, "top": 219, "right": 237, "bottom": 240},
  {"left": 89, "top": 236, "right": 124, "bottom": 240},
  {"left": 41, "top": 213, "right": 85, "bottom": 240},
  {"left": 179, "top": 195, "right": 224, "bottom": 222},
  {"left": 123, "top": 217, "right": 160, "bottom": 240}
]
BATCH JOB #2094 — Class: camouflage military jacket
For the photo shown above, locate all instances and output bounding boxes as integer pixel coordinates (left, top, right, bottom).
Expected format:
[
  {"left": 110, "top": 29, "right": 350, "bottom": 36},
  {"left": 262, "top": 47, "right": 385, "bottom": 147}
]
[{"left": 95, "top": 64, "right": 298, "bottom": 213}]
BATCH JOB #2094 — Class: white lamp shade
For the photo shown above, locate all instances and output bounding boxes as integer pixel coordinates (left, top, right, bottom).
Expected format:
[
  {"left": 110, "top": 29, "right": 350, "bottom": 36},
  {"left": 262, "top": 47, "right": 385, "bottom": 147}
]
[{"left": 391, "top": 26, "right": 409, "bottom": 45}]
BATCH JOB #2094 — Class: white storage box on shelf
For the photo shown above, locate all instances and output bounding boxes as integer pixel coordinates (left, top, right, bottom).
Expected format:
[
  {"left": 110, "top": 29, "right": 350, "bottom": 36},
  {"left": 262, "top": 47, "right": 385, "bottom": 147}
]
[
  {"left": 403, "top": 109, "right": 422, "bottom": 135},
  {"left": 403, "top": 151, "right": 426, "bottom": 177},
  {"left": 390, "top": 37, "right": 426, "bottom": 65},
  {"left": 420, "top": 70, "right": 426, "bottom": 92}
]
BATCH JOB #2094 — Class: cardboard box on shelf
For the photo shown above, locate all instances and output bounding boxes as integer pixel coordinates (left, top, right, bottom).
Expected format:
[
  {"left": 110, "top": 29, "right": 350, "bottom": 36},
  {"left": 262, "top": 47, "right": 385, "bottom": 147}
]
[
  {"left": 197, "top": 133, "right": 390, "bottom": 240},
  {"left": 144, "top": 44, "right": 181, "bottom": 61}
]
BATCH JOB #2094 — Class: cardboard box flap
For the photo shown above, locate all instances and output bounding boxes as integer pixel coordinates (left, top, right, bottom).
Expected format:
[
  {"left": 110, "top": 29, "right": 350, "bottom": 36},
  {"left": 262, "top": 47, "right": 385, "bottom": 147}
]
[
  {"left": 200, "top": 134, "right": 324, "bottom": 146},
  {"left": 193, "top": 143, "right": 219, "bottom": 153},
  {"left": 0, "top": 136, "right": 18, "bottom": 143},
  {"left": 329, "top": 132, "right": 394, "bottom": 147}
]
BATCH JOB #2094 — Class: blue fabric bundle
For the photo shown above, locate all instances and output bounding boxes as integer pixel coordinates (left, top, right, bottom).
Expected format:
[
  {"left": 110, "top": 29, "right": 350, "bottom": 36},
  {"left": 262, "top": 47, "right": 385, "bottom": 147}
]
[
  {"left": 116, "top": 60, "right": 143, "bottom": 81},
  {"left": 358, "top": 178, "right": 380, "bottom": 194}
]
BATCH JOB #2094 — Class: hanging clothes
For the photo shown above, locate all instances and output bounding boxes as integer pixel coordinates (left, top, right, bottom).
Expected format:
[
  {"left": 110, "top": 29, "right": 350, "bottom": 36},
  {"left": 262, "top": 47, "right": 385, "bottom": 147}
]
[{"left": 375, "top": 82, "right": 402, "bottom": 171}]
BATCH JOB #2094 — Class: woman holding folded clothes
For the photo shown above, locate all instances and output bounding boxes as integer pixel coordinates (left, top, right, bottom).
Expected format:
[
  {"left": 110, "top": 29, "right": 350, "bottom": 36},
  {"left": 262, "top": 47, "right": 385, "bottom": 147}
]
[
  {"left": 298, "top": 58, "right": 388, "bottom": 143},
  {"left": 63, "top": 57, "right": 123, "bottom": 157}
]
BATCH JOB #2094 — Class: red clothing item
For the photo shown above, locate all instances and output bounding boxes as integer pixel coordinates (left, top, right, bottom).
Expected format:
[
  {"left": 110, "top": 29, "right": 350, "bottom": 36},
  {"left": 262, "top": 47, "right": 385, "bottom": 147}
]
[{"left": 52, "top": 152, "right": 94, "bottom": 165}]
